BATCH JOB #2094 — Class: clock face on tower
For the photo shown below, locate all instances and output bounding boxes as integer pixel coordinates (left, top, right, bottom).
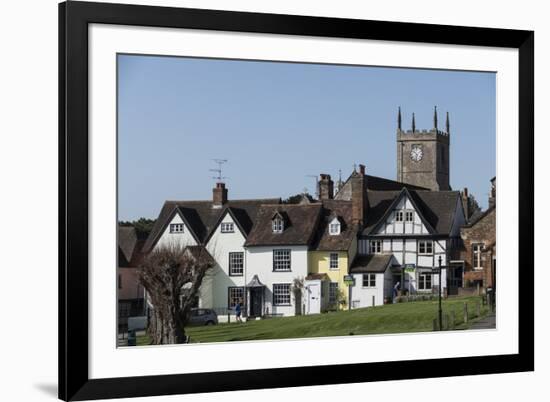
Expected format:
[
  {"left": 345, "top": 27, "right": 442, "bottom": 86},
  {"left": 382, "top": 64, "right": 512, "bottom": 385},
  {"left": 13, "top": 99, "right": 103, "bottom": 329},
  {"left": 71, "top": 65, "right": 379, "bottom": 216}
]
[{"left": 410, "top": 145, "right": 423, "bottom": 162}]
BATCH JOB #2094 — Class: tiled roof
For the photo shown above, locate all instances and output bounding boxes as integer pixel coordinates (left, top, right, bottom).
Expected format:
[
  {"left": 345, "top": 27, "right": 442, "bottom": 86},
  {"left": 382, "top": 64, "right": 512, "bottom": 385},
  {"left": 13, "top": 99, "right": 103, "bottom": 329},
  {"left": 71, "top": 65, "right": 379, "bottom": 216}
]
[
  {"left": 143, "top": 198, "right": 280, "bottom": 252},
  {"left": 362, "top": 189, "right": 462, "bottom": 236},
  {"left": 244, "top": 204, "right": 323, "bottom": 247},
  {"left": 350, "top": 254, "right": 395, "bottom": 273},
  {"left": 118, "top": 226, "right": 145, "bottom": 267},
  {"left": 335, "top": 173, "right": 427, "bottom": 200},
  {"left": 310, "top": 199, "right": 358, "bottom": 251},
  {"left": 463, "top": 205, "right": 495, "bottom": 227}
]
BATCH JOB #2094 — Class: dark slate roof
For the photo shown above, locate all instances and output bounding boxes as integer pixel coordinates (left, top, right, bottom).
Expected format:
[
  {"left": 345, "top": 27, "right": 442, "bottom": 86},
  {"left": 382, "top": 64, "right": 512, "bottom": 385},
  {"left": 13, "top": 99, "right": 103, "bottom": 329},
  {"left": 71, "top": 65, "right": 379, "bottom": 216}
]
[
  {"left": 310, "top": 199, "right": 358, "bottom": 251},
  {"left": 365, "top": 175, "right": 428, "bottom": 191},
  {"left": 143, "top": 198, "right": 280, "bottom": 252},
  {"left": 362, "top": 189, "right": 462, "bottom": 236},
  {"left": 244, "top": 204, "right": 323, "bottom": 247},
  {"left": 464, "top": 205, "right": 495, "bottom": 227},
  {"left": 350, "top": 254, "right": 395, "bottom": 273},
  {"left": 335, "top": 173, "right": 427, "bottom": 200},
  {"left": 118, "top": 226, "right": 145, "bottom": 267}
]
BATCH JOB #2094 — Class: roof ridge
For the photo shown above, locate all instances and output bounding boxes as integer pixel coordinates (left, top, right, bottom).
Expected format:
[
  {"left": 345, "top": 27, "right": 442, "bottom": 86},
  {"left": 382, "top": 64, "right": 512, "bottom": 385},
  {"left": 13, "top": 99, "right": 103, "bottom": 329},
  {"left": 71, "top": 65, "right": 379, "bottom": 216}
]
[{"left": 165, "top": 197, "right": 280, "bottom": 203}]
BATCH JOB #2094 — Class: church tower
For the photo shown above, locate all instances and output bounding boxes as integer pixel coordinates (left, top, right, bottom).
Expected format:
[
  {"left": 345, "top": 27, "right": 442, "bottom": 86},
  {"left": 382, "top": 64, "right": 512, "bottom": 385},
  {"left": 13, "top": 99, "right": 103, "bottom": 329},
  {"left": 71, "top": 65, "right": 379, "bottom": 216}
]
[{"left": 396, "top": 106, "right": 451, "bottom": 191}]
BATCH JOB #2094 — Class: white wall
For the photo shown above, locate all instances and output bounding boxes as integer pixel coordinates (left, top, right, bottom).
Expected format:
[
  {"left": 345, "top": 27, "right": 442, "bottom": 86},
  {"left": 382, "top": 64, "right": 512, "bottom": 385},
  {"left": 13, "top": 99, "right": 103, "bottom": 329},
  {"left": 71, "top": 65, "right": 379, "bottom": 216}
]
[
  {"left": 358, "top": 238, "right": 448, "bottom": 292},
  {"left": 375, "top": 196, "right": 430, "bottom": 235},
  {"left": 154, "top": 214, "right": 198, "bottom": 249},
  {"left": 246, "top": 245, "right": 309, "bottom": 316},
  {"left": 351, "top": 272, "right": 386, "bottom": 307},
  {"left": 204, "top": 213, "right": 247, "bottom": 311}
]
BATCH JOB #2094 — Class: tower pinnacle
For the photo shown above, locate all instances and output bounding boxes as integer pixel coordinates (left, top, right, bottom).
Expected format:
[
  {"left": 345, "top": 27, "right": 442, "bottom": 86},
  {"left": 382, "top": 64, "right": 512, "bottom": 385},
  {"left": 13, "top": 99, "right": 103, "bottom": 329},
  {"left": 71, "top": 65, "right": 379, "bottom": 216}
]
[
  {"left": 397, "top": 106, "right": 402, "bottom": 130},
  {"left": 433, "top": 106, "right": 438, "bottom": 130},
  {"left": 445, "top": 111, "right": 450, "bottom": 134},
  {"left": 411, "top": 113, "right": 416, "bottom": 132}
]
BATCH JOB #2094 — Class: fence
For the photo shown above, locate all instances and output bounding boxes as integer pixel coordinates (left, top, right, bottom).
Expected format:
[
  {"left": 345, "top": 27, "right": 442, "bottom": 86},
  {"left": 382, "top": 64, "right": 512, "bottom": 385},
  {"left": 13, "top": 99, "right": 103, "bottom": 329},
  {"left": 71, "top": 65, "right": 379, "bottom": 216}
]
[{"left": 432, "top": 296, "right": 493, "bottom": 331}]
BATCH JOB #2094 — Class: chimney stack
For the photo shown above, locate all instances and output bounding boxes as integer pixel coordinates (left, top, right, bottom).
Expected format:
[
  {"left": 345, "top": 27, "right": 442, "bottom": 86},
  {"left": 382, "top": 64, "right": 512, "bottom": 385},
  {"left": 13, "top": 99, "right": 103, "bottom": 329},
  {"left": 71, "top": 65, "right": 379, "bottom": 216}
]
[
  {"left": 489, "top": 177, "right": 496, "bottom": 208},
  {"left": 213, "top": 182, "right": 228, "bottom": 208},
  {"left": 351, "top": 164, "right": 369, "bottom": 225},
  {"left": 461, "top": 187, "right": 469, "bottom": 220},
  {"left": 318, "top": 174, "right": 334, "bottom": 200}
]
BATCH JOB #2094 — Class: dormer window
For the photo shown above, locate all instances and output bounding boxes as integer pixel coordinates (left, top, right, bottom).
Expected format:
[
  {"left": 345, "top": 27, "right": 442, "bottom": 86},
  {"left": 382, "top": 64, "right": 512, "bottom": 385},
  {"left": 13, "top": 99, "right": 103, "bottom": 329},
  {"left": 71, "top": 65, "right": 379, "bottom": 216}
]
[
  {"left": 272, "top": 218, "right": 284, "bottom": 233},
  {"left": 328, "top": 217, "right": 341, "bottom": 235}
]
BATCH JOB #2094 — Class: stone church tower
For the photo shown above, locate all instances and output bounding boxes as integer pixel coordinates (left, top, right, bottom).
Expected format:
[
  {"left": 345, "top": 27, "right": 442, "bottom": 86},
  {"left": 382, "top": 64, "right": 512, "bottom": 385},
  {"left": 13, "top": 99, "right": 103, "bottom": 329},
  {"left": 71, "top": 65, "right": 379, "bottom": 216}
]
[{"left": 396, "top": 106, "right": 451, "bottom": 191}]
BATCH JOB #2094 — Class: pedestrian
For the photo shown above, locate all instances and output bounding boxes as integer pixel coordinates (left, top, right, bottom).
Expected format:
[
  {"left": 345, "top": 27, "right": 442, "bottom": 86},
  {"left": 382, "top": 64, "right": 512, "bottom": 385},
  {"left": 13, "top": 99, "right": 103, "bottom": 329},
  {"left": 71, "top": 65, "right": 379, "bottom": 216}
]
[
  {"left": 235, "top": 299, "right": 243, "bottom": 323},
  {"left": 393, "top": 281, "right": 400, "bottom": 303}
]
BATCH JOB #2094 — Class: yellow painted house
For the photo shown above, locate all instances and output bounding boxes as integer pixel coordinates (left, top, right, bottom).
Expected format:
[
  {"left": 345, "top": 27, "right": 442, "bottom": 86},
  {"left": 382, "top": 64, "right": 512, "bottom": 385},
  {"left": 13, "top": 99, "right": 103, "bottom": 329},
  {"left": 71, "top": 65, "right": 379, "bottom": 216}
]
[{"left": 306, "top": 199, "right": 358, "bottom": 312}]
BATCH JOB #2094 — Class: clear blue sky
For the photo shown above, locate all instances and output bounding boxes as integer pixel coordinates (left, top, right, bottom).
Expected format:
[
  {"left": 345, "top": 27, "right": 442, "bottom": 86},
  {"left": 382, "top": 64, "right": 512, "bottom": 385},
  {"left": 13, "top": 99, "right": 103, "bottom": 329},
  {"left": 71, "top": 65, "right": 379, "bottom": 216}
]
[{"left": 118, "top": 54, "right": 495, "bottom": 221}]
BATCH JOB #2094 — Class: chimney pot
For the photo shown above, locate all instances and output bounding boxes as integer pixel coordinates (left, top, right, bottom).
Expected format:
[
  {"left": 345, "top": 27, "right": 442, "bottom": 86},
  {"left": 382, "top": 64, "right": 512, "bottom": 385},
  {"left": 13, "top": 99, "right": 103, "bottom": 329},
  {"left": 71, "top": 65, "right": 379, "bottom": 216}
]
[{"left": 359, "top": 164, "right": 366, "bottom": 175}]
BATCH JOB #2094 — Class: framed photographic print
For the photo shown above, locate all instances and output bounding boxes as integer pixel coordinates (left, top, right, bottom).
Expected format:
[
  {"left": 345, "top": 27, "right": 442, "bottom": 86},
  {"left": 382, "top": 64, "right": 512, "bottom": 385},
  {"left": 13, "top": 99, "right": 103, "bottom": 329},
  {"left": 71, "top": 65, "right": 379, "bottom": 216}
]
[{"left": 59, "top": 1, "right": 534, "bottom": 400}]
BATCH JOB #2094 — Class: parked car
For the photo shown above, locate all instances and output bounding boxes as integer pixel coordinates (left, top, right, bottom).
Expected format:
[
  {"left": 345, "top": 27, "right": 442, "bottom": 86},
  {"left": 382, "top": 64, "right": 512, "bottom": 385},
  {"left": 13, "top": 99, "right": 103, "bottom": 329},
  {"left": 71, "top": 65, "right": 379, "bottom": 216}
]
[{"left": 188, "top": 308, "right": 218, "bottom": 326}]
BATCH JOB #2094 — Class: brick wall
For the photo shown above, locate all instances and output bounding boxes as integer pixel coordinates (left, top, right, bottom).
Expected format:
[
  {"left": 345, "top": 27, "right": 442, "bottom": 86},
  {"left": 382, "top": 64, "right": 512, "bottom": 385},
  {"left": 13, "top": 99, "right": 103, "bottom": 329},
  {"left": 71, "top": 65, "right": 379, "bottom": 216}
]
[{"left": 459, "top": 207, "right": 496, "bottom": 289}]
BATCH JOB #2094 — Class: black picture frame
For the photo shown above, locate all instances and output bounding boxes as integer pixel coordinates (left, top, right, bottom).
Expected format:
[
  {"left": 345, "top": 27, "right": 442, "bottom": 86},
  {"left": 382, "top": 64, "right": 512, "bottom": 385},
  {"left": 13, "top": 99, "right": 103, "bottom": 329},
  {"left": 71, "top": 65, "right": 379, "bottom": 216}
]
[{"left": 59, "top": 1, "right": 534, "bottom": 400}]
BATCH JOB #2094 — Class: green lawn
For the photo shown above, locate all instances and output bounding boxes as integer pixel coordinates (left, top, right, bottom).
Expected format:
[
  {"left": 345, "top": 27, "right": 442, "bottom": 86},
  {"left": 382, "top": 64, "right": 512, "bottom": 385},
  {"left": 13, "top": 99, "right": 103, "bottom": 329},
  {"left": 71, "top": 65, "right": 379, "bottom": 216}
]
[{"left": 137, "top": 296, "right": 491, "bottom": 345}]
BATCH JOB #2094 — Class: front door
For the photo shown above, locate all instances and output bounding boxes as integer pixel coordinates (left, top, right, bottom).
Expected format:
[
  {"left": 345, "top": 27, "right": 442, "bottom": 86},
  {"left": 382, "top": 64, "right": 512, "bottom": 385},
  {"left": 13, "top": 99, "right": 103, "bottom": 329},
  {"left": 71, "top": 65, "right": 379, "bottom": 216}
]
[
  {"left": 307, "top": 283, "right": 321, "bottom": 315},
  {"left": 249, "top": 288, "right": 263, "bottom": 317}
]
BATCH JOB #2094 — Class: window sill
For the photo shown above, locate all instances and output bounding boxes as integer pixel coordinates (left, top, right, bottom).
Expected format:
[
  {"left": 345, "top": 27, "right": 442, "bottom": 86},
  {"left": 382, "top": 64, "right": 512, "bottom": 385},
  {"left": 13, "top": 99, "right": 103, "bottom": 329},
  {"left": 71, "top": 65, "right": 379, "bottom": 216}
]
[
  {"left": 273, "top": 304, "right": 292, "bottom": 307},
  {"left": 229, "top": 274, "right": 244, "bottom": 277},
  {"left": 272, "top": 270, "right": 292, "bottom": 272}
]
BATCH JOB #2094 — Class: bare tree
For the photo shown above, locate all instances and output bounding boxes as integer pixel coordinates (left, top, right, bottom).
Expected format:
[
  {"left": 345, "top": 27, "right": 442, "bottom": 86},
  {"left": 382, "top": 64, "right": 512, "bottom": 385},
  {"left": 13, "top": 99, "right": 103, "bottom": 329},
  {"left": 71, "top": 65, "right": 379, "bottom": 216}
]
[{"left": 138, "top": 243, "right": 214, "bottom": 344}]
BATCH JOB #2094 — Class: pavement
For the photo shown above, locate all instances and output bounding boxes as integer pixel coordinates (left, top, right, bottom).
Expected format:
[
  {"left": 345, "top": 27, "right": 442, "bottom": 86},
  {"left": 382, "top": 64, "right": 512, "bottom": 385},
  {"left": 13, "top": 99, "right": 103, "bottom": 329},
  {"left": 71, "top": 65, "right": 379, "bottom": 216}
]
[{"left": 469, "top": 312, "right": 496, "bottom": 329}]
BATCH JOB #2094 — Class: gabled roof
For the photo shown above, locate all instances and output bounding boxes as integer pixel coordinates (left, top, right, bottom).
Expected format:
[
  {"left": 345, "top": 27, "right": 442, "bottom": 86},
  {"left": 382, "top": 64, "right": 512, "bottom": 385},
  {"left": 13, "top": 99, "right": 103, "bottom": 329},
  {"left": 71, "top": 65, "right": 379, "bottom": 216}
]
[
  {"left": 463, "top": 204, "right": 495, "bottom": 227},
  {"left": 143, "top": 198, "right": 280, "bottom": 252},
  {"left": 310, "top": 199, "right": 358, "bottom": 251},
  {"left": 203, "top": 207, "right": 250, "bottom": 244},
  {"left": 335, "top": 173, "right": 427, "bottom": 200},
  {"left": 118, "top": 226, "right": 146, "bottom": 267},
  {"left": 350, "top": 254, "right": 396, "bottom": 273},
  {"left": 366, "top": 187, "right": 436, "bottom": 235},
  {"left": 362, "top": 189, "right": 462, "bottom": 236},
  {"left": 244, "top": 204, "right": 323, "bottom": 247}
]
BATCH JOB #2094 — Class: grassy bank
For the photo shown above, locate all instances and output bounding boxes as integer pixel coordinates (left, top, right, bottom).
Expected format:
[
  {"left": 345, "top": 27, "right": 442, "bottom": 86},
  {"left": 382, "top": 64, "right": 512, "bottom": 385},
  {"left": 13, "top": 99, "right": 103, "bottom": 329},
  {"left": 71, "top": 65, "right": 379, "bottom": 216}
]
[{"left": 137, "top": 296, "right": 491, "bottom": 345}]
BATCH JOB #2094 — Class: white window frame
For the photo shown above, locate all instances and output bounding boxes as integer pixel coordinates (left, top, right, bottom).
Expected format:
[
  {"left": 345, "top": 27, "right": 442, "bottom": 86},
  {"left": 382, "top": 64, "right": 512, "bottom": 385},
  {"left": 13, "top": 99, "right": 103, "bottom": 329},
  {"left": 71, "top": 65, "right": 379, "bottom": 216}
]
[
  {"left": 405, "top": 210, "right": 414, "bottom": 222},
  {"left": 221, "top": 222, "right": 234, "bottom": 233},
  {"left": 362, "top": 273, "right": 376, "bottom": 288},
  {"left": 169, "top": 223, "right": 184, "bottom": 233},
  {"left": 228, "top": 252, "right": 244, "bottom": 276},
  {"left": 418, "top": 240, "right": 433, "bottom": 255},
  {"left": 329, "top": 222, "right": 341, "bottom": 235},
  {"left": 329, "top": 253, "right": 339, "bottom": 269},
  {"left": 273, "top": 283, "right": 291, "bottom": 305},
  {"left": 273, "top": 249, "right": 291, "bottom": 271},
  {"left": 272, "top": 218, "right": 284, "bottom": 233},
  {"left": 369, "top": 240, "right": 382, "bottom": 254},
  {"left": 473, "top": 243, "right": 484, "bottom": 270},
  {"left": 418, "top": 273, "right": 432, "bottom": 291},
  {"left": 328, "top": 217, "right": 341, "bottom": 235},
  {"left": 395, "top": 210, "right": 404, "bottom": 222},
  {"left": 228, "top": 287, "right": 244, "bottom": 308}
]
